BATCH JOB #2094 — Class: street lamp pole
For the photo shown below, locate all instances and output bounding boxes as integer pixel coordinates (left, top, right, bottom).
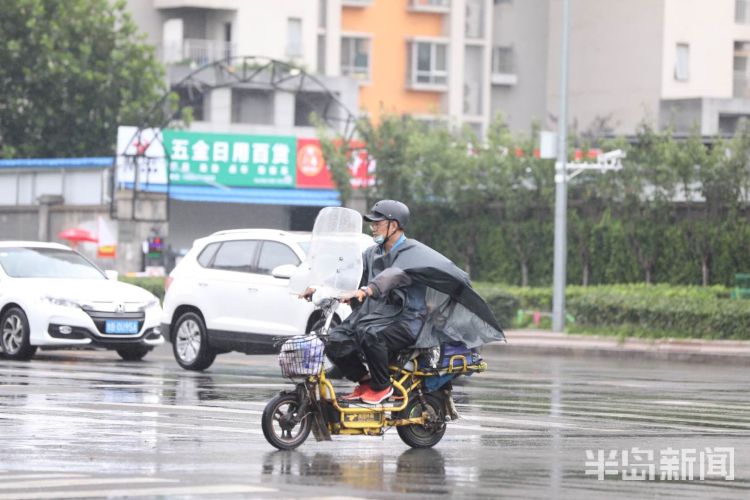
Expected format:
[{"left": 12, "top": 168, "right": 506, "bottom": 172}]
[{"left": 552, "top": 0, "right": 571, "bottom": 332}]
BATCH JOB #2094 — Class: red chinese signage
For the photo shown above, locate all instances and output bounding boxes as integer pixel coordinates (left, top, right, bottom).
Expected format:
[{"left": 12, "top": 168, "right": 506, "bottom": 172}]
[
  {"left": 295, "top": 138, "right": 375, "bottom": 190},
  {"left": 295, "top": 138, "right": 331, "bottom": 188}
]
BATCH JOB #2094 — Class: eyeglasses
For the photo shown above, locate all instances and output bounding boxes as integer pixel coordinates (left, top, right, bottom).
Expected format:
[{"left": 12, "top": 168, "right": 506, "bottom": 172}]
[{"left": 370, "top": 219, "right": 389, "bottom": 228}]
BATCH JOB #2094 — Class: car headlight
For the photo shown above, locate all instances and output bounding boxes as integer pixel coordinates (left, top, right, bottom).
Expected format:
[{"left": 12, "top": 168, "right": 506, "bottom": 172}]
[
  {"left": 138, "top": 298, "right": 160, "bottom": 311},
  {"left": 41, "top": 296, "right": 81, "bottom": 309}
]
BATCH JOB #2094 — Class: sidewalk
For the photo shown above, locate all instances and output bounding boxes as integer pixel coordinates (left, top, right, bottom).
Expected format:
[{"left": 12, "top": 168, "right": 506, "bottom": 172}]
[{"left": 489, "top": 329, "right": 750, "bottom": 364}]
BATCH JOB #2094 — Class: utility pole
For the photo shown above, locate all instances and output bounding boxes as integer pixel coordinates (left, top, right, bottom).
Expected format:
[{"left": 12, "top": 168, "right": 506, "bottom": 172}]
[{"left": 552, "top": 0, "right": 571, "bottom": 332}]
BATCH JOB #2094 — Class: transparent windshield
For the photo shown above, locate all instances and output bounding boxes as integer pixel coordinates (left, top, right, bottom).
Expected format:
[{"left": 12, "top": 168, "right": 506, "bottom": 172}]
[
  {"left": 0, "top": 247, "right": 106, "bottom": 279},
  {"left": 296, "top": 240, "right": 310, "bottom": 255},
  {"left": 289, "top": 207, "right": 364, "bottom": 297}
]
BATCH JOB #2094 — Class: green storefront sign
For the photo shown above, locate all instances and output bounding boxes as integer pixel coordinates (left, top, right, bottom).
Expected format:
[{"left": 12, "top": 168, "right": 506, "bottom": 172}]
[{"left": 162, "top": 130, "right": 297, "bottom": 188}]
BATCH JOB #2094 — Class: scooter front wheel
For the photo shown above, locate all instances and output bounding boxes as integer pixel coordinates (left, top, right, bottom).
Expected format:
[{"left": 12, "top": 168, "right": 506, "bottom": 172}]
[{"left": 262, "top": 393, "right": 312, "bottom": 450}]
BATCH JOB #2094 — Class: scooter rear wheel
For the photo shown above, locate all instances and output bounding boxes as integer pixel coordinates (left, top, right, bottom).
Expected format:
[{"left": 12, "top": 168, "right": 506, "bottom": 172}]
[
  {"left": 396, "top": 393, "right": 446, "bottom": 448},
  {"left": 262, "top": 393, "right": 312, "bottom": 450}
]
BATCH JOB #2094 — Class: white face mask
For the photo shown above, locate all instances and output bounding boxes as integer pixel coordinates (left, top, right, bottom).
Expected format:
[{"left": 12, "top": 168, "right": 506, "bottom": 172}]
[{"left": 372, "top": 220, "right": 390, "bottom": 245}]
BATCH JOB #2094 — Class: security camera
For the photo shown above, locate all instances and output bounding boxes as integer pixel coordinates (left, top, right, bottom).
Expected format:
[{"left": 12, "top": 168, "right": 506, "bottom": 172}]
[
  {"left": 598, "top": 149, "right": 626, "bottom": 161},
  {"left": 597, "top": 149, "right": 625, "bottom": 169}
]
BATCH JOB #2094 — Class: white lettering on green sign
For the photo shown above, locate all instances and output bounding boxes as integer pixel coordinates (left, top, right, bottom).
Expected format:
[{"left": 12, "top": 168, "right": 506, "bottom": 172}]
[{"left": 163, "top": 130, "right": 297, "bottom": 188}]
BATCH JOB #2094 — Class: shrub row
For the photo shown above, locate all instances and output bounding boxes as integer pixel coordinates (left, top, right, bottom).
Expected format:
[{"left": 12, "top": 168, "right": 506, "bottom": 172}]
[
  {"left": 412, "top": 213, "right": 750, "bottom": 288},
  {"left": 473, "top": 282, "right": 750, "bottom": 339},
  {"left": 119, "top": 276, "right": 750, "bottom": 340},
  {"left": 121, "top": 276, "right": 166, "bottom": 301}
]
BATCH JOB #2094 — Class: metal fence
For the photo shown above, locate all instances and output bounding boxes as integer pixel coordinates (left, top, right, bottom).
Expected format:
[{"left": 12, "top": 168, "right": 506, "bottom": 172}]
[{"left": 161, "top": 39, "right": 236, "bottom": 66}]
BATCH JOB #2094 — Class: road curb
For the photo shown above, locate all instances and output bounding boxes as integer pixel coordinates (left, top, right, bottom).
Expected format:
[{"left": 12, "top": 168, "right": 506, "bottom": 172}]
[{"left": 486, "top": 330, "right": 750, "bottom": 365}]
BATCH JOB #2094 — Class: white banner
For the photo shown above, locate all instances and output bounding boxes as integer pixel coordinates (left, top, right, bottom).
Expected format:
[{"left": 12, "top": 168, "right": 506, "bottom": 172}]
[{"left": 116, "top": 126, "right": 168, "bottom": 186}]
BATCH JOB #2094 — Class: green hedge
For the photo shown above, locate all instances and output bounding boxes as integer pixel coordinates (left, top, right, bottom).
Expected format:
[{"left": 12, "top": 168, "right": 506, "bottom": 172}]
[
  {"left": 118, "top": 276, "right": 750, "bottom": 340},
  {"left": 412, "top": 212, "right": 750, "bottom": 288},
  {"left": 473, "top": 282, "right": 750, "bottom": 340},
  {"left": 120, "top": 276, "right": 166, "bottom": 301}
]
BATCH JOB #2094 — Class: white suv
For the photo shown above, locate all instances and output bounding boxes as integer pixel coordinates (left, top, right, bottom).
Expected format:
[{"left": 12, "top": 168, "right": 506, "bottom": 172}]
[{"left": 162, "top": 229, "right": 369, "bottom": 371}]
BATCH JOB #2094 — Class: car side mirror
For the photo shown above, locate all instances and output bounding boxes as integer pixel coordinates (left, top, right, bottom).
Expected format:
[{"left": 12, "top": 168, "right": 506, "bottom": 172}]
[
  {"left": 104, "top": 270, "right": 119, "bottom": 281},
  {"left": 271, "top": 264, "right": 297, "bottom": 280}
]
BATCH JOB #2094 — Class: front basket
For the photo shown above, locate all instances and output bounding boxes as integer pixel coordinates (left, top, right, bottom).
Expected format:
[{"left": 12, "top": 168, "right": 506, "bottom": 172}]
[{"left": 278, "top": 334, "right": 325, "bottom": 378}]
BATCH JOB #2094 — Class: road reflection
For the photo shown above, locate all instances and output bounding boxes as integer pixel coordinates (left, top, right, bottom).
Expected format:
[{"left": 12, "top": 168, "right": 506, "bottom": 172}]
[{"left": 262, "top": 447, "right": 449, "bottom": 494}]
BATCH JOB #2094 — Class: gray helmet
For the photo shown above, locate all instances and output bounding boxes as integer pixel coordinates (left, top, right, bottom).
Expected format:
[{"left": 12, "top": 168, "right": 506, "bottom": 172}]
[{"left": 363, "top": 200, "right": 410, "bottom": 229}]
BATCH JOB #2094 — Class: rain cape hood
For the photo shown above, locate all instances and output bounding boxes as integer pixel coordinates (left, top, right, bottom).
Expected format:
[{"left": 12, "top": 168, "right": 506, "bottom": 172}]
[{"left": 362, "top": 238, "right": 506, "bottom": 349}]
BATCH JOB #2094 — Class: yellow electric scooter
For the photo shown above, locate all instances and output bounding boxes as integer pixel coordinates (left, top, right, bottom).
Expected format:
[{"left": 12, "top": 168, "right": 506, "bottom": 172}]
[{"left": 261, "top": 298, "right": 487, "bottom": 450}]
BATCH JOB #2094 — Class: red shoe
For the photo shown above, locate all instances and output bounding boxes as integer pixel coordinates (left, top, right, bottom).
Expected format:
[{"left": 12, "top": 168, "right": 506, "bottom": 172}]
[
  {"left": 340, "top": 383, "right": 370, "bottom": 401},
  {"left": 360, "top": 386, "right": 393, "bottom": 404}
]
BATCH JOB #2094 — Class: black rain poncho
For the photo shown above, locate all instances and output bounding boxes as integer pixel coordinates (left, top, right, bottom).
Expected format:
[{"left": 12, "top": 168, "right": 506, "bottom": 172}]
[{"left": 330, "top": 238, "right": 505, "bottom": 352}]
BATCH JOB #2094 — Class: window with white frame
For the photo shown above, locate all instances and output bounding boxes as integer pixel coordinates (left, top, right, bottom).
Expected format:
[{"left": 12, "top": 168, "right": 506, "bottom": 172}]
[
  {"left": 492, "top": 46, "right": 515, "bottom": 74},
  {"left": 287, "top": 18, "right": 303, "bottom": 58},
  {"left": 733, "top": 41, "right": 750, "bottom": 97},
  {"left": 341, "top": 36, "right": 371, "bottom": 80},
  {"left": 409, "top": 40, "right": 448, "bottom": 87},
  {"left": 736, "top": 0, "right": 750, "bottom": 23},
  {"left": 674, "top": 43, "right": 690, "bottom": 81}
]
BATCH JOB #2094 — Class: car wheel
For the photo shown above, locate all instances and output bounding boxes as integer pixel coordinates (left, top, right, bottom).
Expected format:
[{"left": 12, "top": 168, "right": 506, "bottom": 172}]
[
  {"left": 1, "top": 307, "right": 37, "bottom": 361},
  {"left": 116, "top": 345, "right": 152, "bottom": 361},
  {"left": 172, "top": 311, "right": 216, "bottom": 371}
]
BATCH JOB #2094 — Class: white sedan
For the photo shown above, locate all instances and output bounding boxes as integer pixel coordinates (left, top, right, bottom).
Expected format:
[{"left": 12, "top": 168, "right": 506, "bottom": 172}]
[{"left": 0, "top": 241, "right": 163, "bottom": 361}]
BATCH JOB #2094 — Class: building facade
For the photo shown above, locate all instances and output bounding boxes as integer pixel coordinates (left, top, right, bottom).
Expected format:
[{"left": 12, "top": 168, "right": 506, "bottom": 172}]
[
  {"left": 544, "top": 0, "right": 750, "bottom": 136},
  {"left": 126, "top": 0, "right": 496, "bottom": 137},
  {"left": 125, "top": 0, "right": 750, "bottom": 138}
]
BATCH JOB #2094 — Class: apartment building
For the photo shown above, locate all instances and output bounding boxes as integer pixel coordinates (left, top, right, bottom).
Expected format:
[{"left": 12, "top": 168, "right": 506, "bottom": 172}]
[
  {"left": 542, "top": 0, "right": 750, "bottom": 136},
  {"left": 126, "top": 0, "right": 750, "bottom": 142},
  {"left": 332, "top": 0, "right": 494, "bottom": 138},
  {"left": 125, "top": 0, "right": 499, "bottom": 137},
  {"left": 124, "top": 0, "right": 358, "bottom": 138},
  {"left": 490, "top": 0, "right": 549, "bottom": 134}
]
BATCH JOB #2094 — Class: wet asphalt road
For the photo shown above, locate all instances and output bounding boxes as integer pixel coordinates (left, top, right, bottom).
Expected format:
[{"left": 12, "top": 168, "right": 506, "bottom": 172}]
[{"left": 0, "top": 344, "right": 748, "bottom": 499}]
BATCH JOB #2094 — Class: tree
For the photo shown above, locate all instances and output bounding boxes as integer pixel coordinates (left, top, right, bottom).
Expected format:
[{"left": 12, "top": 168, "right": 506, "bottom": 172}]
[
  {"left": 0, "top": 0, "right": 167, "bottom": 158},
  {"left": 670, "top": 131, "right": 720, "bottom": 285},
  {"left": 616, "top": 123, "right": 678, "bottom": 284},
  {"left": 488, "top": 120, "right": 554, "bottom": 286}
]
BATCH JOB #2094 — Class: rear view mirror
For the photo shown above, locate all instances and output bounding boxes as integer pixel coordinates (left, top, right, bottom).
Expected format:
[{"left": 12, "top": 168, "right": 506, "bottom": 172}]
[
  {"left": 104, "top": 270, "right": 119, "bottom": 281},
  {"left": 272, "top": 264, "right": 298, "bottom": 279}
]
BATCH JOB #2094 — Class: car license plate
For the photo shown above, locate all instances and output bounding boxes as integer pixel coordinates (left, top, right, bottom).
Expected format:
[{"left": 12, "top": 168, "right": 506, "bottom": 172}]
[{"left": 105, "top": 320, "right": 139, "bottom": 334}]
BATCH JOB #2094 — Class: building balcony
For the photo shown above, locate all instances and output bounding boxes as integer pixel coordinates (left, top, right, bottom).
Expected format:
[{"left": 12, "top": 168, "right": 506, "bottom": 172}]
[
  {"left": 341, "top": 0, "right": 373, "bottom": 7},
  {"left": 154, "top": 0, "right": 237, "bottom": 9},
  {"left": 407, "top": 75, "right": 449, "bottom": 92},
  {"left": 161, "top": 39, "right": 236, "bottom": 67},
  {"left": 409, "top": 0, "right": 451, "bottom": 14}
]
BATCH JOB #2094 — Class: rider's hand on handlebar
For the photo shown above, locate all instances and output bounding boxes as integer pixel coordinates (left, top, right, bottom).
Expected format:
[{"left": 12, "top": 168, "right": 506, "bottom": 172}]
[
  {"left": 299, "top": 287, "right": 316, "bottom": 302},
  {"left": 343, "top": 286, "right": 372, "bottom": 304}
]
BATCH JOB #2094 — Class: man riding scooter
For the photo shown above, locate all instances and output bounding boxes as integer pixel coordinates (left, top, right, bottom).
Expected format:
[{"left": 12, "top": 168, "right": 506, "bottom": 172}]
[
  {"left": 305, "top": 199, "right": 498, "bottom": 405},
  {"left": 326, "top": 200, "right": 426, "bottom": 404},
  {"left": 268, "top": 203, "right": 504, "bottom": 449}
]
